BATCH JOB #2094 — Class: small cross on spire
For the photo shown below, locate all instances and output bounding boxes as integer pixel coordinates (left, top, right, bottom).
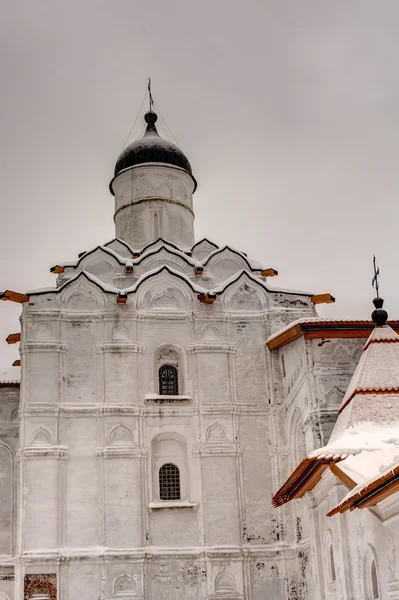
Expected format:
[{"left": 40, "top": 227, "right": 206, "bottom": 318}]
[
  {"left": 148, "top": 77, "right": 154, "bottom": 112},
  {"left": 372, "top": 254, "right": 380, "bottom": 299}
]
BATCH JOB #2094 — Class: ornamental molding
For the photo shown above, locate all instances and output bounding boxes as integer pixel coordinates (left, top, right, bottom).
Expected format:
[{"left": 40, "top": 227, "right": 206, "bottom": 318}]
[
  {"left": 96, "top": 446, "right": 143, "bottom": 459},
  {"left": 22, "top": 342, "right": 67, "bottom": 353},
  {"left": 193, "top": 443, "right": 242, "bottom": 457},
  {"left": 137, "top": 312, "right": 192, "bottom": 322},
  {"left": 19, "top": 445, "right": 68, "bottom": 460},
  {"left": 188, "top": 344, "right": 236, "bottom": 354},
  {"left": 99, "top": 342, "right": 144, "bottom": 354}
]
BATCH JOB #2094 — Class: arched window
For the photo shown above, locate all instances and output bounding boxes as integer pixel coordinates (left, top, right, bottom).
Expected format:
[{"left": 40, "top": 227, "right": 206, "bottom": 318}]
[
  {"left": 159, "top": 364, "right": 179, "bottom": 395},
  {"left": 159, "top": 463, "right": 181, "bottom": 500},
  {"left": 371, "top": 559, "right": 379, "bottom": 599}
]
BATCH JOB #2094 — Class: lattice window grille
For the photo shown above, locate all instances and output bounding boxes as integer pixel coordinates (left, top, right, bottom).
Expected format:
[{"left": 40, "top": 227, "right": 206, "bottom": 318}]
[
  {"left": 159, "top": 364, "right": 179, "bottom": 395},
  {"left": 159, "top": 462, "right": 181, "bottom": 500}
]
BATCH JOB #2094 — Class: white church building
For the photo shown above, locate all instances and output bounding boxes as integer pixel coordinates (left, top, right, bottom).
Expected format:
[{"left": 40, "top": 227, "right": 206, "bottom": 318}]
[{"left": 1, "top": 108, "right": 399, "bottom": 600}]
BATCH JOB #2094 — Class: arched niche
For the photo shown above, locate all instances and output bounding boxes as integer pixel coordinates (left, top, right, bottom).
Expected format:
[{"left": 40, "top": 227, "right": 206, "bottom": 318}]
[
  {"left": 31, "top": 428, "right": 51, "bottom": 446},
  {"left": 34, "top": 322, "right": 52, "bottom": 339},
  {"left": 109, "top": 425, "right": 135, "bottom": 446},
  {"left": 206, "top": 422, "right": 228, "bottom": 442},
  {"left": 363, "top": 546, "right": 380, "bottom": 600},
  {"left": 202, "top": 324, "right": 220, "bottom": 342},
  {"left": 223, "top": 276, "right": 268, "bottom": 312},
  {"left": 151, "top": 433, "right": 188, "bottom": 502},
  {"left": 137, "top": 270, "right": 192, "bottom": 312},
  {"left": 215, "top": 567, "right": 238, "bottom": 594},
  {"left": 60, "top": 276, "right": 105, "bottom": 311},
  {"left": 324, "top": 530, "right": 336, "bottom": 587},
  {"left": 113, "top": 573, "right": 137, "bottom": 597},
  {"left": 154, "top": 345, "right": 185, "bottom": 395},
  {"left": 112, "top": 324, "right": 129, "bottom": 341},
  {"left": 206, "top": 249, "right": 250, "bottom": 281}
]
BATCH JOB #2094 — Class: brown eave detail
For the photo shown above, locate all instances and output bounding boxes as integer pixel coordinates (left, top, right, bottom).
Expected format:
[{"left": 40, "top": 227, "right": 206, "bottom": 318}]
[
  {"left": 327, "top": 463, "right": 399, "bottom": 516},
  {"left": 0, "top": 381, "right": 20, "bottom": 388},
  {"left": 329, "top": 462, "right": 357, "bottom": 491},
  {"left": 272, "top": 457, "right": 338, "bottom": 507},
  {"left": 0, "top": 290, "right": 29, "bottom": 303},
  {"left": 267, "top": 320, "right": 399, "bottom": 351},
  {"left": 6, "top": 333, "right": 21, "bottom": 344}
]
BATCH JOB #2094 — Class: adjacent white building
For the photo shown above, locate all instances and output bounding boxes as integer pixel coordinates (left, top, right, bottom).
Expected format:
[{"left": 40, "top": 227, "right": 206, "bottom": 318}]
[{"left": 0, "top": 108, "right": 398, "bottom": 599}]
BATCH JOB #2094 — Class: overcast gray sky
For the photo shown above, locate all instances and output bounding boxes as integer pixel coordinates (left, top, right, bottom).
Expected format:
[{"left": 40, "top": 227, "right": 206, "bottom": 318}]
[{"left": 1, "top": 0, "right": 399, "bottom": 369}]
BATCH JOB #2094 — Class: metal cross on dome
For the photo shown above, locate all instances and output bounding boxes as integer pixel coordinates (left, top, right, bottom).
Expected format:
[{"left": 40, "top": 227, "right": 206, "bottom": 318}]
[
  {"left": 372, "top": 254, "right": 380, "bottom": 298},
  {"left": 148, "top": 77, "right": 154, "bottom": 111}
]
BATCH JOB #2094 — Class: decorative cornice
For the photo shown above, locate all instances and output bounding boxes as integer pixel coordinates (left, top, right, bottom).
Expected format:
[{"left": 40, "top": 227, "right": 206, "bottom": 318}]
[
  {"left": 188, "top": 344, "right": 236, "bottom": 354},
  {"left": 19, "top": 446, "right": 68, "bottom": 459},
  {"left": 96, "top": 445, "right": 143, "bottom": 459},
  {"left": 114, "top": 196, "right": 195, "bottom": 220},
  {"left": 99, "top": 342, "right": 144, "bottom": 353}
]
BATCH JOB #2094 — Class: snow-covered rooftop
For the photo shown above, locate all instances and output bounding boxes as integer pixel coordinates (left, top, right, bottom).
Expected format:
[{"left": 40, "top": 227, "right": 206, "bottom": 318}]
[{"left": 0, "top": 365, "right": 21, "bottom": 385}]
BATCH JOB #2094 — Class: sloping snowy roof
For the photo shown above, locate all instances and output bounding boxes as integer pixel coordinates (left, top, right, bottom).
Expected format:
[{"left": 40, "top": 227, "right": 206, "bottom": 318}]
[
  {"left": 0, "top": 365, "right": 21, "bottom": 385},
  {"left": 337, "top": 325, "right": 399, "bottom": 414},
  {"left": 272, "top": 319, "right": 399, "bottom": 510},
  {"left": 328, "top": 454, "right": 399, "bottom": 515}
]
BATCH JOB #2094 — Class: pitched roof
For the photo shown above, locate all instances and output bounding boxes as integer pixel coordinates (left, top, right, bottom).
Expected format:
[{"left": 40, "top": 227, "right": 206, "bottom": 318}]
[
  {"left": 272, "top": 321, "right": 399, "bottom": 509},
  {"left": 328, "top": 455, "right": 399, "bottom": 516},
  {"left": 0, "top": 365, "right": 21, "bottom": 386},
  {"left": 266, "top": 317, "right": 399, "bottom": 350}
]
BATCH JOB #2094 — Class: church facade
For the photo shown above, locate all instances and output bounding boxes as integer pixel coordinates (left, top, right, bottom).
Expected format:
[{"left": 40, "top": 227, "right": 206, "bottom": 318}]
[{"left": 1, "top": 108, "right": 398, "bottom": 600}]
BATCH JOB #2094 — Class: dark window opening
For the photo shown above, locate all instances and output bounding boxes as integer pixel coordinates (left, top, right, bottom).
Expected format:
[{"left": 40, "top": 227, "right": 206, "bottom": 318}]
[
  {"left": 159, "top": 364, "right": 179, "bottom": 395},
  {"left": 159, "top": 462, "right": 181, "bottom": 500}
]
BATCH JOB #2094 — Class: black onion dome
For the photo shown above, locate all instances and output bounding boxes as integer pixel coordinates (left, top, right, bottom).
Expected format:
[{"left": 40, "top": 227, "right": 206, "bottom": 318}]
[{"left": 111, "top": 111, "right": 196, "bottom": 194}]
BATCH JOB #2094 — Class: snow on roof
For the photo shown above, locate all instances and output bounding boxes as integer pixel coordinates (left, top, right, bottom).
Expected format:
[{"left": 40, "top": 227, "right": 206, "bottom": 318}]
[
  {"left": 328, "top": 453, "right": 399, "bottom": 516},
  {"left": 211, "top": 269, "right": 313, "bottom": 297},
  {"left": 309, "top": 421, "right": 399, "bottom": 460},
  {"left": 272, "top": 321, "right": 399, "bottom": 509},
  {"left": 204, "top": 245, "right": 264, "bottom": 271},
  {"left": 0, "top": 365, "right": 21, "bottom": 384},
  {"left": 338, "top": 325, "right": 399, "bottom": 414}
]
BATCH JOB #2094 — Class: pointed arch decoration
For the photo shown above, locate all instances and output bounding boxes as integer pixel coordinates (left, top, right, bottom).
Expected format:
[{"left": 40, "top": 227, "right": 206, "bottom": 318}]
[
  {"left": 109, "top": 425, "right": 135, "bottom": 446},
  {"left": 31, "top": 428, "right": 51, "bottom": 446}
]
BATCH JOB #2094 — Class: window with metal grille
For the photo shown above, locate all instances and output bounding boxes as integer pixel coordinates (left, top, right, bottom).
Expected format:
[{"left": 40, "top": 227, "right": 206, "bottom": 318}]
[
  {"left": 159, "top": 463, "right": 181, "bottom": 500},
  {"left": 158, "top": 364, "right": 179, "bottom": 395}
]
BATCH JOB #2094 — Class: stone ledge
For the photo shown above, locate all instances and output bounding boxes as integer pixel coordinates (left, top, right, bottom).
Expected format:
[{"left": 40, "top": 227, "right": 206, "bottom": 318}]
[
  {"left": 148, "top": 501, "right": 198, "bottom": 511},
  {"left": 145, "top": 394, "right": 192, "bottom": 404},
  {"left": 19, "top": 446, "right": 68, "bottom": 459},
  {"left": 96, "top": 446, "right": 143, "bottom": 459}
]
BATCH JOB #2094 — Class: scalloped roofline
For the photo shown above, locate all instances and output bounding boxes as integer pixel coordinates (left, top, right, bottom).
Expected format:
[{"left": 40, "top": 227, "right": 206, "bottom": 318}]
[
  {"left": 104, "top": 238, "right": 134, "bottom": 254},
  {"left": 191, "top": 238, "right": 219, "bottom": 252},
  {"left": 212, "top": 269, "right": 313, "bottom": 297},
  {"left": 61, "top": 245, "right": 128, "bottom": 270},
  {"left": 136, "top": 244, "right": 198, "bottom": 267},
  {"left": 29, "top": 265, "right": 208, "bottom": 298},
  {"left": 203, "top": 245, "right": 261, "bottom": 271}
]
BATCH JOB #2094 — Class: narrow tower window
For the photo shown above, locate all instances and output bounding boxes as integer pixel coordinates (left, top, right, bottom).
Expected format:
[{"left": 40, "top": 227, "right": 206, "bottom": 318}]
[
  {"left": 159, "top": 364, "right": 178, "bottom": 395},
  {"left": 154, "top": 212, "right": 159, "bottom": 239},
  {"left": 159, "top": 463, "right": 181, "bottom": 500},
  {"left": 329, "top": 543, "right": 336, "bottom": 583},
  {"left": 371, "top": 559, "right": 379, "bottom": 599}
]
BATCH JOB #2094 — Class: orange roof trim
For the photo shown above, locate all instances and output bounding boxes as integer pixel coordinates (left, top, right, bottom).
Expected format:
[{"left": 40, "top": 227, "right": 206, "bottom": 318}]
[
  {"left": 267, "top": 320, "right": 399, "bottom": 351},
  {"left": 272, "top": 456, "right": 342, "bottom": 507},
  {"left": 327, "top": 463, "right": 399, "bottom": 516},
  {"left": 0, "top": 290, "right": 29, "bottom": 304}
]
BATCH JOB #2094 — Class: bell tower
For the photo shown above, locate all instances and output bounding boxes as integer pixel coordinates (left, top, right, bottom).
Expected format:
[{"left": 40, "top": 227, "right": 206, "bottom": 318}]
[{"left": 110, "top": 110, "right": 197, "bottom": 249}]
